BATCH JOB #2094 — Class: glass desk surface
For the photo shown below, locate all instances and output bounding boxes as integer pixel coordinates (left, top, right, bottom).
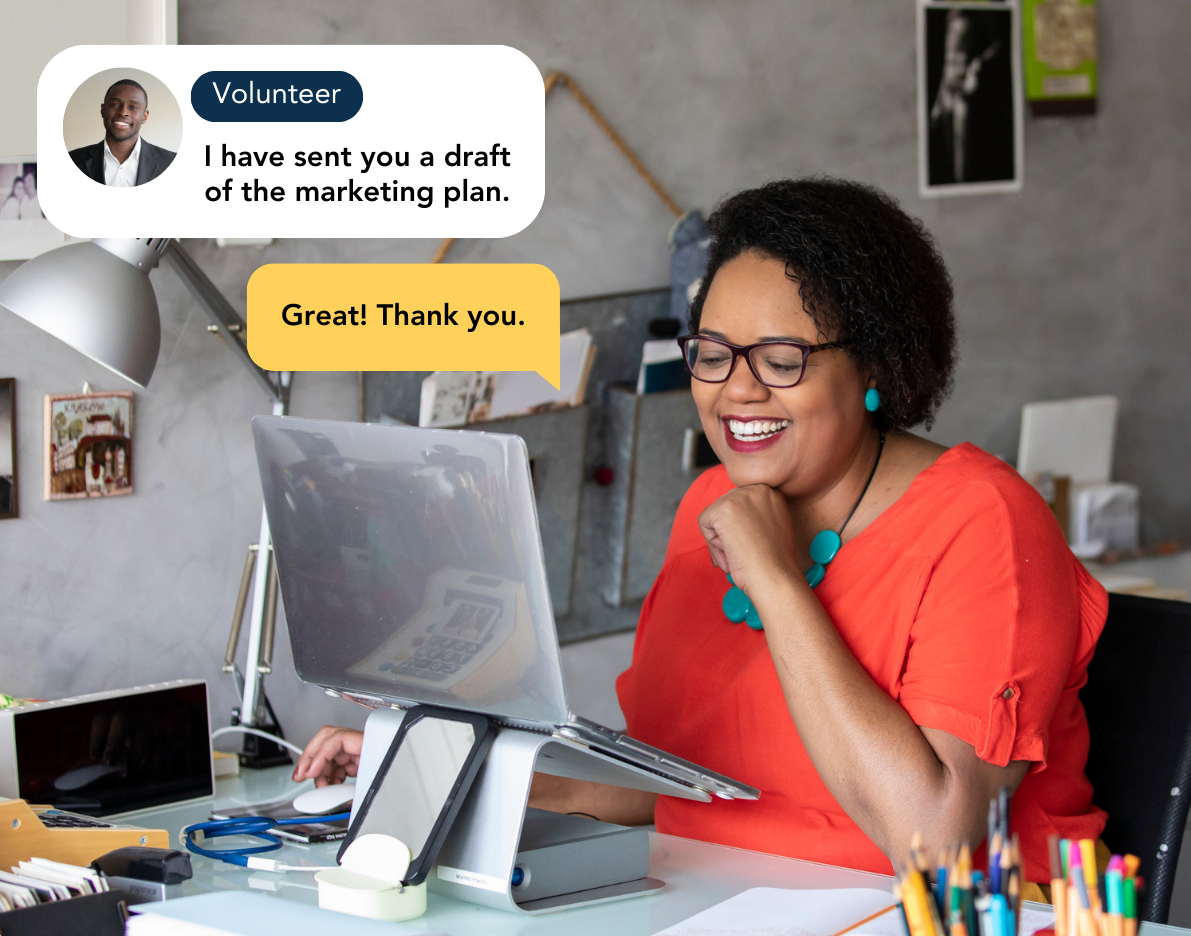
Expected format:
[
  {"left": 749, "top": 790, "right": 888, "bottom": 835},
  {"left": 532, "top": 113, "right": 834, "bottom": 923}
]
[{"left": 134, "top": 766, "right": 1186, "bottom": 936}]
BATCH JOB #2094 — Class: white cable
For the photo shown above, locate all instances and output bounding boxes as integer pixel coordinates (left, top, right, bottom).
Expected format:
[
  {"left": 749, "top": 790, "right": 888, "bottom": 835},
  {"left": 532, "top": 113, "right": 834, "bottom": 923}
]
[
  {"left": 211, "top": 725, "right": 305, "bottom": 757},
  {"left": 245, "top": 857, "right": 339, "bottom": 873}
]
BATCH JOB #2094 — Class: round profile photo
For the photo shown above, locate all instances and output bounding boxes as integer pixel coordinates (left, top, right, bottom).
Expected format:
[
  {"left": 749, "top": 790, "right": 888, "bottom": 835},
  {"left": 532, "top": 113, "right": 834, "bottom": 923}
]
[{"left": 63, "top": 68, "right": 182, "bottom": 188}]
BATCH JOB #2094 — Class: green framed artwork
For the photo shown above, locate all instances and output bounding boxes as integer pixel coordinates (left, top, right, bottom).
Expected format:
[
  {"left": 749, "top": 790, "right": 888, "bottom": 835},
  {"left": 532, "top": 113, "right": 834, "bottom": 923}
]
[{"left": 1022, "top": 0, "right": 1097, "bottom": 115}]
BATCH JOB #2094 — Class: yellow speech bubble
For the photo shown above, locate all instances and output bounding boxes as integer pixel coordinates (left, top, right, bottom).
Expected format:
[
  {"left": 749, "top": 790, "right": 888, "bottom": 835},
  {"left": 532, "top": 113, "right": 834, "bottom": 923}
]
[{"left": 247, "top": 264, "right": 561, "bottom": 387}]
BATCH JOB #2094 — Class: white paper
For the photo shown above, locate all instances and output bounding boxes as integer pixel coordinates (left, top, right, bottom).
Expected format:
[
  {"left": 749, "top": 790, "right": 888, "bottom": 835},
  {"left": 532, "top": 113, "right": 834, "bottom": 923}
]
[
  {"left": 486, "top": 327, "right": 592, "bottom": 418},
  {"left": 419, "top": 371, "right": 481, "bottom": 427},
  {"left": 1017, "top": 395, "right": 1118, "bottom": 484},
  {"left": 418, "top": 328, "right": 593, "bottom": 426},
  {"left": 1019, "top": 905, "right": 1057, "bottom": 936},
  {"left": 657, "top": 886, "right": 897, "bottom": 936}
]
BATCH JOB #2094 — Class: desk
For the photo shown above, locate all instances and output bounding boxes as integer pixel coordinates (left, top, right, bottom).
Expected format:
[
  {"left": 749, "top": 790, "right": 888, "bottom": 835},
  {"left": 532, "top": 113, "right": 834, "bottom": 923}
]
[
  {"left": 136, "top": 766, "right": 1188, "bottom": 935},
  {"left": 1085, "top": 552, "right": 1191, "bottom": 602}
]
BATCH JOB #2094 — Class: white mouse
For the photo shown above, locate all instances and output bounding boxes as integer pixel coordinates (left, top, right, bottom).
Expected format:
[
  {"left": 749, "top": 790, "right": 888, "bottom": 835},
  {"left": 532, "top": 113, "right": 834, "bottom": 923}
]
[{"left": 292, "top": 782, "right": 356, "bottom": 815}]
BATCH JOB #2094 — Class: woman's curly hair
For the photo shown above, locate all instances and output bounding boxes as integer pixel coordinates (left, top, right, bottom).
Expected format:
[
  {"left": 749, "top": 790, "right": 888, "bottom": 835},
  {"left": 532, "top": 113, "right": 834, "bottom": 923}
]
[{"left": 688, "top": 178, "right": 956, "bottom": 431}]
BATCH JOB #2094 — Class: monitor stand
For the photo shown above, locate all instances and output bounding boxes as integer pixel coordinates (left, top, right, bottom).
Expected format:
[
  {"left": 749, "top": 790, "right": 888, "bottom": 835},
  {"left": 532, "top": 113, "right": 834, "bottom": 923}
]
[{"left": 353, "top": 707, "right": 708, "bottom": 915}]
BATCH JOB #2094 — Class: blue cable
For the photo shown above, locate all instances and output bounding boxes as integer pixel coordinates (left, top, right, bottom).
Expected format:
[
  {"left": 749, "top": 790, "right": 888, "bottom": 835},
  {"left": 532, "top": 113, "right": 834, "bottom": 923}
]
[{"left": 182, "top": 813, "right": 351, "bottom": 867}]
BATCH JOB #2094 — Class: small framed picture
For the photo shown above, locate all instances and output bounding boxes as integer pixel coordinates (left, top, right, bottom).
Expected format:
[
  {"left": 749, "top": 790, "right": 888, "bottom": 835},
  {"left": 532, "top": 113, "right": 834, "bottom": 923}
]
[
  {"left": 0, "top": 379, "right": 15, "bottom": 519},
  {"left": 44, "top": 391, "right": 133, "bottom": 501},
  {"left": 0, "top": 159, "right": 71, "bottom": 261},
  {"left": 918, "top": 1, "right": 1024, "bottom": 197}
]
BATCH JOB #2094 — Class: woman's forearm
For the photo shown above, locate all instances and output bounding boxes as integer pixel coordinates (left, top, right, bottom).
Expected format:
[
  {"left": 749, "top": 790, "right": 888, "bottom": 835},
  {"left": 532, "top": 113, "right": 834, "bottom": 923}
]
[
  {"left": 528, "top": 772, "right": 658, "bottom": 826},
  {"left": 753, "top": 574, "right": 1015, "bottom": 864}
]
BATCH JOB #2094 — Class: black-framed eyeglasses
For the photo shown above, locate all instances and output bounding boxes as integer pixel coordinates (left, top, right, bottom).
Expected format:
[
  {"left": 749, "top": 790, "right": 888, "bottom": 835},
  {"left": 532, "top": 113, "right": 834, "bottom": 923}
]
[{"left": 676, "top": 334, "right": 848, "bottom": 389}]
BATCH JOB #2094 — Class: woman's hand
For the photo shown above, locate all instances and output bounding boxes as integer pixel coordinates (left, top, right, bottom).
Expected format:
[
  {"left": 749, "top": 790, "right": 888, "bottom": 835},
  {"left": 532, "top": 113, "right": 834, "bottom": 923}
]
[
  {"left": 698, "top": 484, "right": 803, "bottom": 596},
  {"left": 529, "top": 773, "right": 658, "bottom": 827},
  {"left": 293, "top": 726, "right": 364, "bottom": 787}
]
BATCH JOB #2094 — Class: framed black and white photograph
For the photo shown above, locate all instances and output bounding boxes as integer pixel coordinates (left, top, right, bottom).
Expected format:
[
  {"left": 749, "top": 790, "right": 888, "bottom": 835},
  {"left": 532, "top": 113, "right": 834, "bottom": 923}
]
[
  {"left": 0, "top": 160, "right": 71, "bottom": 260},
  {"left": 0, "top": 379, "right": 16, "bottom": 519},
  {"left": 918, "top": 1, "right": 1024, "bottom": 197}
]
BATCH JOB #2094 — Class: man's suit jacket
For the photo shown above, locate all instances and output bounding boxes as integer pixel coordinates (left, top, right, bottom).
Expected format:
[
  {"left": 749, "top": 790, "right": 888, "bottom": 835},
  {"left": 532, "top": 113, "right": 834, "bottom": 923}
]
[{"left": 69, "top": 139, "right": 176, "bottom": 186}]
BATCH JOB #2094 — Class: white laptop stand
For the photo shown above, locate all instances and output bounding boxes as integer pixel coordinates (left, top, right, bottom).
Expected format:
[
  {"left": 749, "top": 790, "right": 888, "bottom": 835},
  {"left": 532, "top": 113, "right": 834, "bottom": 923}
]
[{"left": 352, "top": 706, "right": 714, "bottom": 915}]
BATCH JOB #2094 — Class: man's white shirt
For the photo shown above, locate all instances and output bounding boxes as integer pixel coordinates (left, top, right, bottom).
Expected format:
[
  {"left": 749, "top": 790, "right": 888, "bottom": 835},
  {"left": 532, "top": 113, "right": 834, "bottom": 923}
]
[{"left": 103, "top": 137, "right": 142, "bottom": 187}]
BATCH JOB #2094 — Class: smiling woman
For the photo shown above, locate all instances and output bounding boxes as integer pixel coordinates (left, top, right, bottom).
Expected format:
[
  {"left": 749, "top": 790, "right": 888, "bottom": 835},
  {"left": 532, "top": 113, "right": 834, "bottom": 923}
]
[
  {"left": 294, "top": 179, "right": 1111, "bottom": 896},
  {"left": 531, "top": 178, "right": 1109, "bottom": 892}
]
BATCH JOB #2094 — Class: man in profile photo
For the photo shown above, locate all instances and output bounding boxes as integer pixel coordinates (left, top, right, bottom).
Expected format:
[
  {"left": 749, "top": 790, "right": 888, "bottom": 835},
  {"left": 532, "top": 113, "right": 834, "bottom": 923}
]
[{"left": 69, "top": 79, "right": 175, "bottom": 187}]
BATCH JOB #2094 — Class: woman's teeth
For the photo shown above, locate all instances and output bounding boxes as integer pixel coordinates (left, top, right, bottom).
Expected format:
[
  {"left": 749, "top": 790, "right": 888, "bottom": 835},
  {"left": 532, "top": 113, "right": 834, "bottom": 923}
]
[{"left": 727, "top": 419, "right": 788, "bottom": 441}]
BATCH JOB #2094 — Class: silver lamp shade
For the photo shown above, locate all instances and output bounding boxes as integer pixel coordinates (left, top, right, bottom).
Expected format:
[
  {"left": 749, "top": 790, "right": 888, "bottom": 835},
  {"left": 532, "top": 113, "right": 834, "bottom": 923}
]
[{"left": 0, "top": 239, "right": 166, "bottom": 387}]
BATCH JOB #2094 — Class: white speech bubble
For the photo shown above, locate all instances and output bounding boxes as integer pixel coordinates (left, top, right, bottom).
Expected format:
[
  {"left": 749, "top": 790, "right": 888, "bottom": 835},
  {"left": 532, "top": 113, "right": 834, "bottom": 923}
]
[{"left": 38, "top": 45, "right": 544, "bottom": 239}]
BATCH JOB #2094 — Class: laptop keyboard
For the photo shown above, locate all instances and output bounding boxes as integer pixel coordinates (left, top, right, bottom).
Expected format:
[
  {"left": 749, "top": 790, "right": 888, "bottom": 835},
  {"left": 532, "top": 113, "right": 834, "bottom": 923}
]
[{"left": 36, "top": 809, "right": 116, "bottom": 828}]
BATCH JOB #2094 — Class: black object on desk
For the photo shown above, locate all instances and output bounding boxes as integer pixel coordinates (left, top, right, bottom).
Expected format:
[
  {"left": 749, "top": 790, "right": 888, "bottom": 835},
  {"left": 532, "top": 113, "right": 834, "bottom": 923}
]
[
  {"left": 2, "top": 680, "right": 212, "bottom": 817},
  {"left": 0, "top": 889, "right": 128, "bottom": 936},
  {"left": 1081, "top": 591, "right": 1191, "bottom": 924},
  {"left": 92, "top": 846, "right": 192, "bottom": 903}
]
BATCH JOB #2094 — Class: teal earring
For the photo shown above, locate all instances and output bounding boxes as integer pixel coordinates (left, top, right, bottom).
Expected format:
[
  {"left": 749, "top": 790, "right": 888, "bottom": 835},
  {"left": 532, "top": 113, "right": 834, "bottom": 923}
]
[{"left": 864, "top": 388, "right": 881, "bottom": 412}]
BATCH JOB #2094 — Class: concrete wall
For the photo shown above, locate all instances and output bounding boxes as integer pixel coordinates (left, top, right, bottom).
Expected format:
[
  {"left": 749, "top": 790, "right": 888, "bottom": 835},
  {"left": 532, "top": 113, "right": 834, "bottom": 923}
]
[{"left": 1, "top": 1, "right": 1189, "bottom": 752}]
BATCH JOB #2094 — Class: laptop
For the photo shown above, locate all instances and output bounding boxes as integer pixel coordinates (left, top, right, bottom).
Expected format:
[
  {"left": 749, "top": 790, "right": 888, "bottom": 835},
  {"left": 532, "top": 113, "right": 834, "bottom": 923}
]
[{"left": 253, "top": 416, "right": 757, "bottom": 802}]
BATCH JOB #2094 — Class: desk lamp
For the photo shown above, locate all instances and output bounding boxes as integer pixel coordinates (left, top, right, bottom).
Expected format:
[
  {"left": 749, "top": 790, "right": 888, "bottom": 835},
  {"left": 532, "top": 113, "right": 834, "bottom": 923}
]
[{"left": 0, "top": 237, "right": 294, "bottom": 767}]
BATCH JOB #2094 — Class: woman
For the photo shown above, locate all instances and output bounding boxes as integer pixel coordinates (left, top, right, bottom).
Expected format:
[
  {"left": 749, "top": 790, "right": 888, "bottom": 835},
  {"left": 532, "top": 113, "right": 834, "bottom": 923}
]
[
  {"left": 295, "top": 179, "right": 1107, "bottom": 889},
  {"left": 18, "top": 168, "right": 41, "bottom": 221},
  {"left": 0, "top": 177, "right": 23, "bottom": 220}
]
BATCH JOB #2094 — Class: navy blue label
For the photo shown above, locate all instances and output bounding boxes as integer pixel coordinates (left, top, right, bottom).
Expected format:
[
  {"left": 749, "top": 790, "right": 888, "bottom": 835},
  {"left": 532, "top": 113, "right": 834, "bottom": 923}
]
[{"left": 191, "top": 71, "right": 363, "bottom": 122}]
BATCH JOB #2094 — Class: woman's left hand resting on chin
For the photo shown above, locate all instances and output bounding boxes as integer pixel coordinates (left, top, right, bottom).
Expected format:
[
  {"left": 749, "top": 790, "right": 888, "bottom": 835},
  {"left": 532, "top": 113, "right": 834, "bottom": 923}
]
[
  {"left": 292, "top": 726, "right": 364, "bottom": 787},
  {"left": 698, "top": 482, "right": 1029, "bottom": 867}
]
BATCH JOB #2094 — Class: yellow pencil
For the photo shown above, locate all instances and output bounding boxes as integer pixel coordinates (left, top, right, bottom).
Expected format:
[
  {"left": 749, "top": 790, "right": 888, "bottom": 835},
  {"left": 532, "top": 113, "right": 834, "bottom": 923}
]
[
  {"left": 901, "top": 869, "right": 936, "bottom": 936},
  {"left": 1079, "top": 840, "right": 1100, "bottom": 911}
]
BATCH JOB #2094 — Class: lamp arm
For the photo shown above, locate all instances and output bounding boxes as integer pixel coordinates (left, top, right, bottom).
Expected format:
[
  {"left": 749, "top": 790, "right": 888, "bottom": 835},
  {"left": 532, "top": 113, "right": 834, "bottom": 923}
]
[
  {"left": 162, "top": 240, "right": 285, "bottom": 405},
  {"left": 162, "top": 239, "right": 293, "bottom": 738}
]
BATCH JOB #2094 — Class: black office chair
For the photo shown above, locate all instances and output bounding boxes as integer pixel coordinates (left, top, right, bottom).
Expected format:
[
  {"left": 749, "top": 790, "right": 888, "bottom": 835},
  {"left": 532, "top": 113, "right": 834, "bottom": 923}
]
[{"left": 1080, "top": 592, "right": 1191, "bottom": 924}]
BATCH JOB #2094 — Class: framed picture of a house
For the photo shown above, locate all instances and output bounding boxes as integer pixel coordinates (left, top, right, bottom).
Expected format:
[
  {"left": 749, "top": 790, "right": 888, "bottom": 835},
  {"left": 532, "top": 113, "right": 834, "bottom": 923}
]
[{"left": 44, "top": 391, "right": 133, "bottom": 501}]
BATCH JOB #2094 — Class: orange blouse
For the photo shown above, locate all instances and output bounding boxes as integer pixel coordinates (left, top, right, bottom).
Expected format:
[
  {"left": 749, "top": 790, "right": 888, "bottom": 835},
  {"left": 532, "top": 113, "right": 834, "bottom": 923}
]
[{"left": 616, "top": 443, "right": 1108, "bottom": 883}]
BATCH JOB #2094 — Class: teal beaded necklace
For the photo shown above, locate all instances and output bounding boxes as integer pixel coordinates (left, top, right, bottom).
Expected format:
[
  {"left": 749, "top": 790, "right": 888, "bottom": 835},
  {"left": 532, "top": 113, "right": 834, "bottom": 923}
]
[{"left": 722, "top": 431, "right": 885, "bottom": 631}]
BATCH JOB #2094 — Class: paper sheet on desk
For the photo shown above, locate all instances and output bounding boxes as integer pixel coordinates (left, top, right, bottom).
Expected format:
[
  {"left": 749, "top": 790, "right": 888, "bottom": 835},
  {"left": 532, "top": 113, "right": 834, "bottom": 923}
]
[
  {"left": 656, "top": 887, "right": 1056, "bottom": 936},
  {"left": 657, "top": 888, "right": 897, "bottom": 936}
]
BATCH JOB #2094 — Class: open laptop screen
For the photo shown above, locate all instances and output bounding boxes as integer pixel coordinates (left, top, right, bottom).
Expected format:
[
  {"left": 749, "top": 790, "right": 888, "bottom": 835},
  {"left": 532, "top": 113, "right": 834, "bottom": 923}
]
[{"left": 253, "top": 417, "right": 569, "bottom": 726}]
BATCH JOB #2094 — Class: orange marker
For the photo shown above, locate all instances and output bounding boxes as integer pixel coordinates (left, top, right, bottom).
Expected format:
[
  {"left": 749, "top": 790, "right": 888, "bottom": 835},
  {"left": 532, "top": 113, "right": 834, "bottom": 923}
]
[{"left": 1050, "top": 836, "right": 1068, "bottom": 936}]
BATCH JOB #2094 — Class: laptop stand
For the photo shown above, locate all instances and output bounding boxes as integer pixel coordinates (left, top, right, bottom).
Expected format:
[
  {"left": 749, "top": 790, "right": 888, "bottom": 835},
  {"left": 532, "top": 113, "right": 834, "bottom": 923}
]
[{"left": 353, "top": 706, "right": 711, "bottom": 915}]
